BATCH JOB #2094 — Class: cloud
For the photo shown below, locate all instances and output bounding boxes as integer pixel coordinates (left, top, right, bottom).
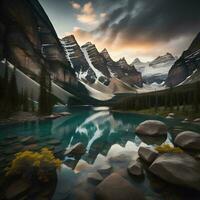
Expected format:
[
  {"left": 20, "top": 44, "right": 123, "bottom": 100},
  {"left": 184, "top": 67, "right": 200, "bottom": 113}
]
[
  {"left": 100, "top": 13, "right": 107, "bottom": 18},
  {"left": 75, "top": 2, "right": 97, "bottom": 25},
  {"left": 94, "top": 0, "right": 200, "bottom": 45},
  {"left": 70, "top": 1, "right": 81, "bottom": 10}
]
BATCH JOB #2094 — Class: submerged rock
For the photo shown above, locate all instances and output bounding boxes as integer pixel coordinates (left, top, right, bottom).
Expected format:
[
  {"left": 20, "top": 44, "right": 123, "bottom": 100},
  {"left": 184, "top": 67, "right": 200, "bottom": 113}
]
[
  {"left": 20, "top": 136, "right": 37, "bottom": 145},
  {"left": 64, "top": 142, "right": 86, "bottom": 157},
  {"left": 138, "top": 147, "right": 159, "bottom": 163},
  {"left": 149, "top": 153, "right": 200, "bottom": 191},
  {"left": 135, "top": 120, "right": 167, "bottom": 136},
  {"left": 127, "top": 160, "right": 144, "bottom": 176},
  {"left": 174, "top": 131, "right": 200, "bottom": 150},
  {"left": 95, "top": 173, "right": 145, "bottom": 200},
  {"left": 47, "top": 139, "right": 61, "bottom": 146}
]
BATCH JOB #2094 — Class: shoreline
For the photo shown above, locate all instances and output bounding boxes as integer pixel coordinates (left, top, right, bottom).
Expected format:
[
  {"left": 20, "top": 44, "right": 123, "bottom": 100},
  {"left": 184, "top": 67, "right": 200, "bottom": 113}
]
[{"left": 0, "top": 111, "right": 70, "bottom": 126}]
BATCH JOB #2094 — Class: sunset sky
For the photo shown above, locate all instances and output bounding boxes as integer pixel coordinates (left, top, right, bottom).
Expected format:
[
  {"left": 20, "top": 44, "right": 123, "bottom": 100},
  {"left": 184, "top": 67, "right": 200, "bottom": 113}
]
[{"left": 39, "top": 0, "right": 200, "bottom": 63}]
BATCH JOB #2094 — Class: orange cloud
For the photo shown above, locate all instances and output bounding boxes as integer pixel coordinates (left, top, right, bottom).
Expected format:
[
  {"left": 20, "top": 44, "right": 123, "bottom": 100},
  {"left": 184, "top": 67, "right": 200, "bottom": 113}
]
[
  {"left": 75, "top": 2, "right": 97, "bottom": 25},
  {"left": 65, "top": 27, "right": 182, "bottom": 63},
  {"left": 70, "top": 1, "right": 81, "bottom": 10}
]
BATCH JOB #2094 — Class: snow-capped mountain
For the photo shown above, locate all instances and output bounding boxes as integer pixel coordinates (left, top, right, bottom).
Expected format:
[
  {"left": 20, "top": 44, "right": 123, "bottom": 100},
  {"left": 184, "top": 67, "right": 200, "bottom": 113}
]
[
  {"left": 132, "top": 53, "right": 177, "bottom": 84},
  {"left": 61, "top": 35, "right": 143, "bottom": 91},
  {"left": 166, "top": 32, "right": 200, "bottom": 86}
]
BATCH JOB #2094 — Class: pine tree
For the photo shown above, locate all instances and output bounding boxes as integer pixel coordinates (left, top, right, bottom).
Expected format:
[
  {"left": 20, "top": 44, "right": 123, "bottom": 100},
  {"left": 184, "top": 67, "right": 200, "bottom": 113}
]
[
  {"left": 7, "top": 67, "right": 19, "bottom": 112},
  {"left": 38, "top": 66, "right": 53, "bottom": 115},
  {"left": 30, "top": 90, "right": 35, "bottom": 112}
]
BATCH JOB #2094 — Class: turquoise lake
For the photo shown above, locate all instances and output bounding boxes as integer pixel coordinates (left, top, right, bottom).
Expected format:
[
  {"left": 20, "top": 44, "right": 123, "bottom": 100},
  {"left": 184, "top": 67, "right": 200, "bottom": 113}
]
[{"left": 0, "top": 106, "right": 199, "bottom": 164}]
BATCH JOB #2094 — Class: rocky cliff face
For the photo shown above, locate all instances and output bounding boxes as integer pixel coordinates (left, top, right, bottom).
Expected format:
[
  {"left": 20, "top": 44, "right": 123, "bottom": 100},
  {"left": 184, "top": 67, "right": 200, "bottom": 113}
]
[
  {"left": 61, "top": 35, "right": 96, "bottom": 84},
  {"left": 100, "top": 50, "right": 143, "bottom": 87},
  {"left": 0, "top": 0, "right": 76, "bottom": 87},
  {"left": 166, "top": 33, "right": 200, "bottom": 86}
]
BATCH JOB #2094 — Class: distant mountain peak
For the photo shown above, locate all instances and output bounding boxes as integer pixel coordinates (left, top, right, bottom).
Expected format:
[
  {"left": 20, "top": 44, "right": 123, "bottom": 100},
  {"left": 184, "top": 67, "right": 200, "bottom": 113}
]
[{"left": 150, "top": 52, "right": 176, "bottom": 66}]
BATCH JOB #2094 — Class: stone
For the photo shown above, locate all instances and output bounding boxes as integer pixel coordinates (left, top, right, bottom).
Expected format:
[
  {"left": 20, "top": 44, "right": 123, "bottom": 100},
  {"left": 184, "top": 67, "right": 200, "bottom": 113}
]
[
  {"left": 47, "top": 139, "right": 61, "bottom": 146},
  {"left": 97, "top": 164, "right": 113, "bottom": 175},
  {"left": 21, "top": 136, "right": 37, "bottom": 145},
  {"left": 23, "top": 144, "right": 40, "bottom": 151},
  {"left": 95, "top": 173, "right": 145, "bottom": 200},
  {"left": 60, "top": 112, "right": 71, "bottom": 116},
  {"left": 127, "top": 160, "right": 144, "bottom": 176},
  {"left": 135, "top": 120, "right": 167, "bottom": 136},
  {"left": 174, "top": 131, "right": 200, "bottom": 150},
  {"left": 193, "top": 118, "right": 200, "bottom": 123},
  {"left": 149, "top": 153, "right": 200, "bottom": 191},
  {"left": 87, "top": 172, "right": 103, "bottom": 184},
  {"left": 6, "top": 179, "right": 30, "bottom": 199},
  {"left": 64, "top": 143, "right": 86, "bottom": 157},
  {"left": 168, "top": 113, "right": 175, "bottom": 117},
  {"left": 138, "top": 147, "right": 159, "bottom": 163},
  {"left": 166, "top": 116, "right": 174, "bottom": 119}
]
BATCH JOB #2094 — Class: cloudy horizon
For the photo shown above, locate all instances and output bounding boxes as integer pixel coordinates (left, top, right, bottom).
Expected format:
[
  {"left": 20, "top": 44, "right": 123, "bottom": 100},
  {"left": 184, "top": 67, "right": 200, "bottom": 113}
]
[{"left": 39, "top": 0, "right": 200, "bottom": 63}]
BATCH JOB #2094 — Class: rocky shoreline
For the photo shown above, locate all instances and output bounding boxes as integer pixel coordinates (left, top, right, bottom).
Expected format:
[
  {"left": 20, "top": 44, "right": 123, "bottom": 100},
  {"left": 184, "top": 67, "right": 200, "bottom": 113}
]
[{"left": 0, "top": 111, "right": 71, "bottom": 126}]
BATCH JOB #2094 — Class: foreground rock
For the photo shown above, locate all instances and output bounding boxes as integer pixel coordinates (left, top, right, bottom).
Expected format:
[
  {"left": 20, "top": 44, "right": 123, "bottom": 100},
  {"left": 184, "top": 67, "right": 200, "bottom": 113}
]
[
  {"left": 174, "top": 131, "right": 200, "bottom": 151},
  {"left": 95, "top": 173, "right": 145, "bottom": 200},
  {"left": 127, "top": 160, "right": 144, "bottom": 176},
  {"left": 135, "top": 120, "right": 167, "bottom": 136},
  {"left": 149, "top": 153, "right": 200, "bottom": 191},
  {"left": 138, "top": 147, "right": 159, "bottom": 163},
  {"left": 64, "top": 143, "right": 86, "bottom": 157}
]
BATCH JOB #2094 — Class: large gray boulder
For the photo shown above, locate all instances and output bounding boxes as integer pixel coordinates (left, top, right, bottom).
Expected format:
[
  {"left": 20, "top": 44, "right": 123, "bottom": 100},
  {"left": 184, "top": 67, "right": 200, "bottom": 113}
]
[
  {"left": 135, "top": 120, "right": 167, "bottom": 136},
  {"left": 95, "top": 173, "right": 145, "bottom": 200},
  {"left": 149, "top": 153, "right": 200, "bottom": 191},
  {"left": 138, "top": 147, "right": 159, "bottom": 163},
  {"left": 174, "top": 131, "right": 200, "bottom": 150}
]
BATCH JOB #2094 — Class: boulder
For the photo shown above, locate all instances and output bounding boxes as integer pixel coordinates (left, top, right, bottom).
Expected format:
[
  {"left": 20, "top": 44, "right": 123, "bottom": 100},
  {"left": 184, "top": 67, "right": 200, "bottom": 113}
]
[
  {"left": 149, "top": 153, "right": 200, "bottom": 191},
  {"left": 64, "top": 143, "right": 86, "bottom": 157},
  {"left": 87, "top": 172, "right": 103, "bottom": 184},
  {"left": 174, "top": 131, "right": 200, "bottom": 150},
  {"left": 138, "top": 147, "right": 159, "bottom": 163},
  {"left": 166, "top": 116, "right": 174, "bottom": 119},
  {"left": 193, "top": 118, "right": 200, "bottom": 123},
  {"left": 6, "top": 179, "right": 30, "bottom": 199},
  {"left": 127, "top": 160, "right": 144, "bottom": 176},
  {"left": 135, "top": 120, "right": 167, "bottom": 136},
  {"left": 95, "top": 173, "right": 145, "bottom": 200},
  {"left": 20, "top": 136, "right": 37, "bottom": 145},
  {"left": 168, "top": 113, "right": 175, "bottom": 117}
]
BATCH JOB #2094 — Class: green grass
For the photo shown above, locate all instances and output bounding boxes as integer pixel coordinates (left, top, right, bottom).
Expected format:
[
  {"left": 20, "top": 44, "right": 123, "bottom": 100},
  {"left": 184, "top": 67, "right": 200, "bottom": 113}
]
[{"left": 132, "top": 105, "right": 200, "bottom": 120}]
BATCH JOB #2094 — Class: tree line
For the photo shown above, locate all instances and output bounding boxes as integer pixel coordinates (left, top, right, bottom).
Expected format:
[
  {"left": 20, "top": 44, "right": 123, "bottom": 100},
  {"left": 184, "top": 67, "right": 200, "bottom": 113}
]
[
  {"left": 0, "top": 60, "right": 53, "bottom": 116},
  {"left": 113, "top": 82, "right": 200, "bottom": 114}
]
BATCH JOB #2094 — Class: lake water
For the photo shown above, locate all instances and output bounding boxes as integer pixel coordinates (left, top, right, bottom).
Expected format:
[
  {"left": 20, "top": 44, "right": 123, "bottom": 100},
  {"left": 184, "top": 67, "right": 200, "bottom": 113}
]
[
  {"left": 1, "top": 106, "right": 200, "bottom": 200},
  {"left": 0, "top": 106, "right": 199, "bottom": 164}
]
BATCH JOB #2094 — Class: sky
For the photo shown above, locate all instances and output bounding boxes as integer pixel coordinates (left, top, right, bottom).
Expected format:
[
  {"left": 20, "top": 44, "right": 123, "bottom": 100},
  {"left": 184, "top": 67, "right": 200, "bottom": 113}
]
[{"left": 39, "top": 0, "right": 200, "bottom": 63}]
